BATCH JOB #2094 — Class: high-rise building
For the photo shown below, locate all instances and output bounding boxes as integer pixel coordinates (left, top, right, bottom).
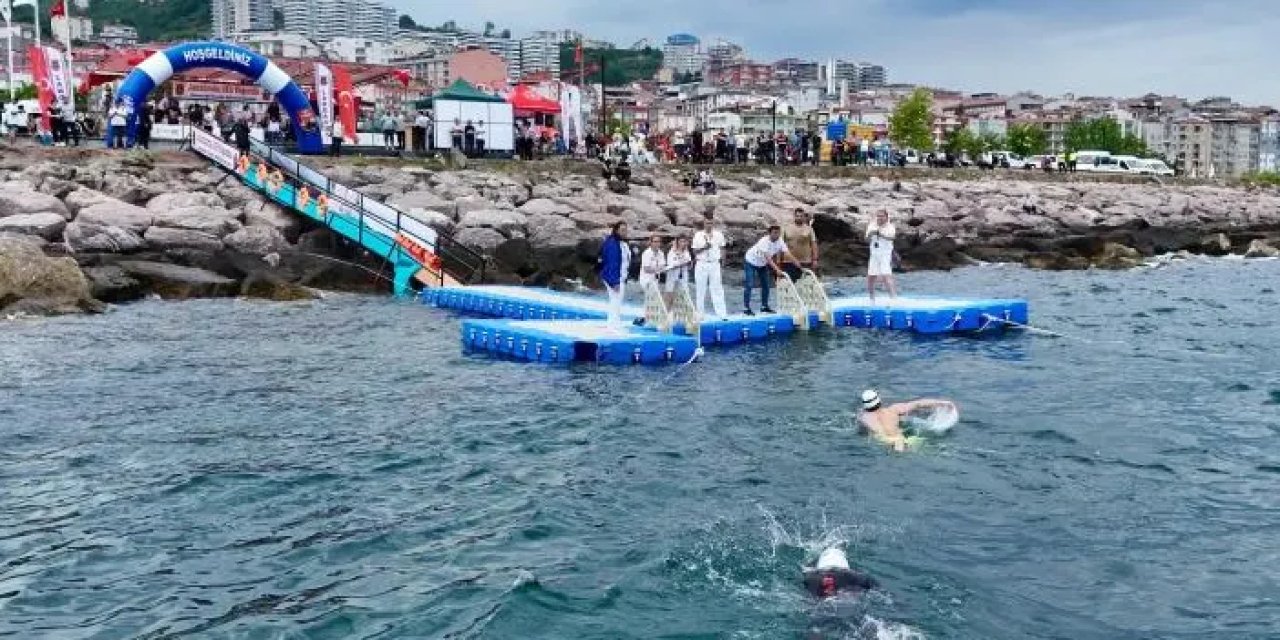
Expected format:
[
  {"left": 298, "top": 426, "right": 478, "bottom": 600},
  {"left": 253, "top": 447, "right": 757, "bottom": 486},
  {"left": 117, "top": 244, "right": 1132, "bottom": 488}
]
[
  {"left": 282, "top": 0, "right": 394, "bottom": 43},
  {"left": 212, "top": 0, "right": 273, "bottom": 40},
  {"left": 519, "top": 31, "right": 566, "bottom": 80},
  {"left": 824, "top": 59, "right": 888, "bottom": 93},
  {"left": 662, "top": 33, "right": 704, "bottom": 75}
]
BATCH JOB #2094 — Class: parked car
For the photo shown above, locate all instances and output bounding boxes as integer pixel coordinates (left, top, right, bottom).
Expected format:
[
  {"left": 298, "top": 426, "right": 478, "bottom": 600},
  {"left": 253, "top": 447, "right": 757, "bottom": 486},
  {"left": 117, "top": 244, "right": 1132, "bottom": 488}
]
[
  {"left": 1112, "top": 155, "right": 1150, "bottom": 173},
  {"left": 993, "top": 151, "right": 1036, "bottom": 169}
]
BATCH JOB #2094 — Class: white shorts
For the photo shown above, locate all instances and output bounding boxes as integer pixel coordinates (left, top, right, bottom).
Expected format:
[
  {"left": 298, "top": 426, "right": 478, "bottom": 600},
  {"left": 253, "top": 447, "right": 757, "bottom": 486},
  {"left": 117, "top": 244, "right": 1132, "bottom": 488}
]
[{"left": 868, "top": 249, "right": 894, "bottom": 276}]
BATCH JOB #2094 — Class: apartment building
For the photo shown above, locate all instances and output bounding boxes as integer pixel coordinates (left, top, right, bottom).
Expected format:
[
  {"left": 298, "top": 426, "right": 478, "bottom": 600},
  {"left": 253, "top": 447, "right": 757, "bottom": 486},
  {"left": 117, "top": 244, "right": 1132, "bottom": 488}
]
[
  {"left": 1259, "top": 116, "right": 1280, "bottom": 173},
  {"left": 1209, "top": 116, "right": 1260, "bottom": 178},
  {"left": 212, "top": 0, "right": 272, "bottom": 40},
  {"left": 282, "top": 0, "right": 394, "bottom": 43}
]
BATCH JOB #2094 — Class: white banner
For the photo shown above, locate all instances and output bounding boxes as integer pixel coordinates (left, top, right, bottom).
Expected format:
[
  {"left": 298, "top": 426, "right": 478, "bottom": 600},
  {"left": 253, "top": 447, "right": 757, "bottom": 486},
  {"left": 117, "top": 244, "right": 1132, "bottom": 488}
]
[
  {"left": 314, "top": 62, "right": 333, "bottom": 140},
  {"left": 191, "top": 127, "right": 240, "bottom": 171},
  {"left": 150, "top": 123, "right": 192, "bottom": 140},
  {"left": 43, "top": 46, "right": 72, "bottom": 116},
  {"left": 560, "top": 84, "right": 583, "bottom": 150}
]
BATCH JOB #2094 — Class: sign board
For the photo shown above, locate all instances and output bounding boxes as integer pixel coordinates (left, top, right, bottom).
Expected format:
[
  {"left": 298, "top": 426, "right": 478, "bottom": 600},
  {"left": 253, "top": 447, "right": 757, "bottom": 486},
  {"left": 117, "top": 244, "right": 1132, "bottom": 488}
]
[
  {"left": 191, "top": 127, "right": 239, "bottom": 171},
  {"left": 175, "top": 81, "right": 270, "bottom": 102}
]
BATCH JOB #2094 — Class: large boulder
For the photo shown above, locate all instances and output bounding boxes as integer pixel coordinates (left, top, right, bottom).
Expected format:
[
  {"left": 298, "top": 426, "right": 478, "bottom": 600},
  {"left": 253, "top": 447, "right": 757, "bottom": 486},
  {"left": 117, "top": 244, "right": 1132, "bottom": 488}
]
[
  {"left": 150, "top": 206, "right": 243, "bottom": 237},
  {"left": 243, "top": 200, "right": 303, "bottom": 241},
  {"left": 525, "top": 213, "right": 583, "bottom": 250},
  {"left": 0, "top": 235, "right": 98, "bottom": 315},
  {"left": 143, "top": 226, "right": 224, "bottom": 252},
  {"left": 519, "top": 198, "right": 573, "bottom": 217},
  {"left": 116, "top": 260, "right": 239, "bottom": 299},
  {"left": 569, "top": 209, "right": 622, "bottom": 231},
  {"left": 76, "top": 199, "right": 153, "bottom": 233},
  {"left": 455, "top": 195, "right": 506, "bottom": 216},
  {"left": 0, "top": 213, "right": 67, "bottom": 240},
  {"left": 64, "top": 188, "right": 114, "bottom": 216},
  {"left": 223, "top": 226, "right": 288, "bottom": 256},
  {"left": 101, "top": 173, "right": 163, "bottom": 205},
  {"left": 82, "top": 265, "right": 146, "bottom": 303},
  {"left": 406, "top": 208, "right": 455, "bottom": 235},
  {"left": 0, "top": 182, "right": 71, "bottom": 219},
  {"left": 389, "top": 190, "right": 452, "bottom": 212},
  {"left": 1245, "top": 238, "right": 1280, "bottom": 258},
  {"left": 458, "top": 209, "right": 527, "bottom": 237},
  {"left": 63, "top": 222, "right": 146, "bottom": 253},
  {"left": 214, "top": 179, "right": 260, "bottom": 210},
  {"left": 146, "top": 191, "right": 225, "bottom": 212},
  {"left": 453, "top": 226, "right": 506, "bottom": 253}
]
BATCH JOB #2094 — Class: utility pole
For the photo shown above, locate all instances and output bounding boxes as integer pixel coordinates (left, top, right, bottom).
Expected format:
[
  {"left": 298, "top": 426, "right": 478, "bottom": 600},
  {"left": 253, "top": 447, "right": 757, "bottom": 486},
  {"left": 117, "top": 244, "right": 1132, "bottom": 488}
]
[
  {"left": 597, "top": 54, "right": 606, "bottom": 137},
  {"left": 772, "top": 99, "right": 778, "bottom": 165}
]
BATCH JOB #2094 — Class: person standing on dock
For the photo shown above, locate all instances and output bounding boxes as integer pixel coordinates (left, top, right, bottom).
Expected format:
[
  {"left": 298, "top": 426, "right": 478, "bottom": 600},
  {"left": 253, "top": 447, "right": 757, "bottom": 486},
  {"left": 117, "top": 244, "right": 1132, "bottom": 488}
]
[
  {"left": 743, "top": 225, "right": 795, "bottom": 316},
  {"left": 692, "top": 216, "right": 729, "bottom": 320},
  {"left": 783, "top": 208, "right": 820, "bottom": 281},
  {"left": 639, "top": 235, "right": 667, "bottom": 292},
  {"left": 597, "top": 222, "right": 632, "bottom": 331},
  {"left": 866, "top": 210, "right": 898, "bottom": 302},
  {"left": 664, "top": 236, "right": 693, "bottom": 306}
]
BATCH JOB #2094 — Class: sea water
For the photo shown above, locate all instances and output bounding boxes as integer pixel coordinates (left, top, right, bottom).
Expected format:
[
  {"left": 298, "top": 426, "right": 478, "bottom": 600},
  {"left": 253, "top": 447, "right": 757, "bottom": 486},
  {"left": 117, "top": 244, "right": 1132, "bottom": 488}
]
[{"left": 2, "top": 259, "right": 1279, "bottom": 639}]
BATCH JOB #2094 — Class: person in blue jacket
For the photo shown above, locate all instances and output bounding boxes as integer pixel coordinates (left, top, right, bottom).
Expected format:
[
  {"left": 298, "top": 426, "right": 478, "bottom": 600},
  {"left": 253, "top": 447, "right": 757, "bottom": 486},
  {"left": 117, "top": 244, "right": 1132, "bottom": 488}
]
[{"left": 597, "top": 221, "right": 631, "bottom": 331}]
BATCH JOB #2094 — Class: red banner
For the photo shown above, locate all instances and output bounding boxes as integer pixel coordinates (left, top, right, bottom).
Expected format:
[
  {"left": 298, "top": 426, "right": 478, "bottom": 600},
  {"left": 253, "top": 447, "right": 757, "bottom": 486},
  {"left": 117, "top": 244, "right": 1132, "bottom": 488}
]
[
  {"left": 333, "top": 64, "right": 357, "bottom": 143},
  {"left": 26, "top": 46, "right": 53, "bottom": 134}
]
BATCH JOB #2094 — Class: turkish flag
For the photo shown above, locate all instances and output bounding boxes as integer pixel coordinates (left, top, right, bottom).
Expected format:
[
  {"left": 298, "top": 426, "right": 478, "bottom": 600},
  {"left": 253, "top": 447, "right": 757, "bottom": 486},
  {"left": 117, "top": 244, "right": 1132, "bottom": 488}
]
[
  {"left": 333, "top": 64, "right": 357, "bottom": 143},
  {"left": 392, "top": 69, "right": 411, "bottom": 87},
  {"left": 50, "top": 0, "right": 65, "bottom": 18},
  {"left": 27, "top": 46, "right": 54, "bottom": 133}
]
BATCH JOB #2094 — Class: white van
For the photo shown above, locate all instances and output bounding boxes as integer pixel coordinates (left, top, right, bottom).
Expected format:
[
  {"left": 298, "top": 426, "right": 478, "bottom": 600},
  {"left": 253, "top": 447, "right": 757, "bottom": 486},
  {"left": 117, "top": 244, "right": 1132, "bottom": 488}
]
[
  {"left": 1112, "top": 155, "right": 1148, "bottom": 173},
  {"left": 1073, "top": 150, "right": 1112, "bottom": 172}
]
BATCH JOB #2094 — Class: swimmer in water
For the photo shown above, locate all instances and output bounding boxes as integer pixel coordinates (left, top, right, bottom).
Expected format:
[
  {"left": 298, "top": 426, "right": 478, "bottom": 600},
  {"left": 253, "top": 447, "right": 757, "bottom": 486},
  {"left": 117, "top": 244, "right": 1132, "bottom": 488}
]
[
  {"left": 803, "top": 546, "right": 876, "bottom": 599},
  {"left": 859, "top": 389, "right": 957, "bottom": 452}
]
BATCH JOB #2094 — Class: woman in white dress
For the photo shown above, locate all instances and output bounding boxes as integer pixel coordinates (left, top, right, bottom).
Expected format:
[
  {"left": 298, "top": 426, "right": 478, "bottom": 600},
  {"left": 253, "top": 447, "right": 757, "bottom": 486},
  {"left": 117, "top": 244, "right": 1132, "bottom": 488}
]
[{"left": 866, "top": 210, "right": 898, "bottom": 302}]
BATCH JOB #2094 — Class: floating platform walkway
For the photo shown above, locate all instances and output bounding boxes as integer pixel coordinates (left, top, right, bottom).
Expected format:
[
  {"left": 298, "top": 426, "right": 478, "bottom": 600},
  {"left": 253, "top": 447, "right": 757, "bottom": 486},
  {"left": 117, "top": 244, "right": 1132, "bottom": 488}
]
[{"left": 423, "top": 279, "right": 1029, "bottom": 365}]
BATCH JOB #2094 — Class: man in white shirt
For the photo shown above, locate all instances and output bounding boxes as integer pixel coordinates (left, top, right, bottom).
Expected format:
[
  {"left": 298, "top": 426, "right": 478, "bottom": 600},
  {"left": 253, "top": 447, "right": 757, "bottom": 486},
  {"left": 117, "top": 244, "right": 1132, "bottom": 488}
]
[
  {"left": 638, "top": 235, "right": 666, "bottom": 292},
  {"left": 743, "top": 225, "right": 796, "bottom": 315},
  {"left": 866, "top": 210, "right": 898, "bottom": 302},
  {"left": 691, "top": 216, "right": 728, "bottom": 320},
  {"left": 664, "top": 235, "right": 692, "bottom": 306}
]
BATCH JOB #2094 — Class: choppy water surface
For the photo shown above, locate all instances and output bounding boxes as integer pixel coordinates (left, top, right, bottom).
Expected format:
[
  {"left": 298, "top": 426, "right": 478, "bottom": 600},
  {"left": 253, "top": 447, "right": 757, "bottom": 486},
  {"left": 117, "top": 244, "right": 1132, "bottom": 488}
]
[{"left": 3, "top": 259, "right": 1280, "bottom": 639}]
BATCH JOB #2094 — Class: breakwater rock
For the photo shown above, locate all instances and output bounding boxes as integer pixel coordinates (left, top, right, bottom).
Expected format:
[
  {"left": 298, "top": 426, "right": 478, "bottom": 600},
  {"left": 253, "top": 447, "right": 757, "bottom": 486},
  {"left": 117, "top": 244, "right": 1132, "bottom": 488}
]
[{"left": 4, "top": 147, "right": 1280, "bottom": 315}]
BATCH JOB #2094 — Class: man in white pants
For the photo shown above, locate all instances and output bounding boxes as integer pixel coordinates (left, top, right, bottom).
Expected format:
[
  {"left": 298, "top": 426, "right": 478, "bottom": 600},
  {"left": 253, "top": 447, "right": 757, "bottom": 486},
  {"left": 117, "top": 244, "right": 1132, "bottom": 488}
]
[
  {"left": 866, "top": 209, "right": 898, "bottom": 302},
  {"left": 691, "top": 216, "right": 729, "bottom": 319}
]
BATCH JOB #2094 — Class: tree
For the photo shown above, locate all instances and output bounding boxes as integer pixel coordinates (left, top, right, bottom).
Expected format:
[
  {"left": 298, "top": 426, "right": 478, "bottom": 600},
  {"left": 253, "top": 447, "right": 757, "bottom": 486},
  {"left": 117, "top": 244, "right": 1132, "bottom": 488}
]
[
  {"left": 943, "top": 127, "right": 976, "bottom": 158},
  {"left": 398, "top": 14, "right": 417, "bottom": 29},
  {"left": 976, "top": 131, "right": 1005, "bottom": 154},
  {"left": 483, "top": 21, "right": 495, "bottom": 36},
  {"left": 888, "top": 87, "right": 934, "bottom": 152},
  {"left": 1006, "top": 123, "right": 1048, "bottom": 157},
  {"left": 1063, "top": 117, "right": 1147, "bottom": 156}
]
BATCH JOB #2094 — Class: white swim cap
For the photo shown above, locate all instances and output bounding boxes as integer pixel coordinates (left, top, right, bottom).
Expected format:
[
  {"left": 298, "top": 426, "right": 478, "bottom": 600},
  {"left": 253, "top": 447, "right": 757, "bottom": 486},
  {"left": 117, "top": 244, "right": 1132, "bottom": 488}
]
[
  {"left": 861, "top": 389, "right": 881, "bottom": 411},
  {"left": 816, "top": 546, "right": 850, "bottom": 571}
]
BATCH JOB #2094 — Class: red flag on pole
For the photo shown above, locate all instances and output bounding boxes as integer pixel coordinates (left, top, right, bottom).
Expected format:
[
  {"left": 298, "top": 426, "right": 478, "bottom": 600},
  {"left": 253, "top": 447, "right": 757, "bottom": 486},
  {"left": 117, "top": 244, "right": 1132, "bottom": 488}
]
[
  {"left": 392, "top": 68, "right": 411, "bottom": 87},
  {"left": 50, "top": 0, "right": 65, "bottom": 17},
  {"left": 332, "top": 64, "right": 357, "bottom": 143},
  {"left": 27, "top": 45, "right": 54, "bottom": 133}
]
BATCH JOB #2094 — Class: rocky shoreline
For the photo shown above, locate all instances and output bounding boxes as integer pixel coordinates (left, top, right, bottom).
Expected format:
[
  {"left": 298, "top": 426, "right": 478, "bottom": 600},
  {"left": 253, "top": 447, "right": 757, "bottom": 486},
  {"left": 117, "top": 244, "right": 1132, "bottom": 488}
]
[{"left": 3, "top": 144, "right": 1280, "bottom": 316}]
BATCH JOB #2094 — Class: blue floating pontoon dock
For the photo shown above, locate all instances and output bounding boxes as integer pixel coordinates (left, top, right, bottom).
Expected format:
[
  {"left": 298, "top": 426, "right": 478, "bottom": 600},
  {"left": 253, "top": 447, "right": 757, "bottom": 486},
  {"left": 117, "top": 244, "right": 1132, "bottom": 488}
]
[{"left": 423, "top": 284, "right": 1029, "bottom": 365}]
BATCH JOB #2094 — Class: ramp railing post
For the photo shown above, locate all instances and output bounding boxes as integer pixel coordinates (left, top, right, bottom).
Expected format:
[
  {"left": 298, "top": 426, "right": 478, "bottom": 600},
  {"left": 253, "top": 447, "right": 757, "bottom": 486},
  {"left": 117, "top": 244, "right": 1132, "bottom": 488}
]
[
  {"left": 776, "top": 273, "right": 810, "bottom": 330},
  {"left": 643, "top": 282, "right": 672, "bottom": 332},
  {"left": 795, "top": 269, "right": 833, "bottom": 325},
  {"left": 669, "top": 285, "right": 700, "bottom": 336}
]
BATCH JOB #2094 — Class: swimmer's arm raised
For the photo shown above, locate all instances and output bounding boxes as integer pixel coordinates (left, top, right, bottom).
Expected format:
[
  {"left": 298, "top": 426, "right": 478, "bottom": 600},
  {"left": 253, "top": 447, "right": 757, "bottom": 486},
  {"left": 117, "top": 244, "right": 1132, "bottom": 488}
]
[{"left": 897, "top": 399, "right": 956, "bottom": 414}]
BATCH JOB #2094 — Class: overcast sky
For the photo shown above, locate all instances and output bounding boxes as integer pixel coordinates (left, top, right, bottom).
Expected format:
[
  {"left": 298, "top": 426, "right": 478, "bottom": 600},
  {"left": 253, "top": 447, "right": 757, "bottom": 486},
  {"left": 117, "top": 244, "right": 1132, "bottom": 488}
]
[{"left": 393, "top": 0, "right": 1280, "bottom": 106}]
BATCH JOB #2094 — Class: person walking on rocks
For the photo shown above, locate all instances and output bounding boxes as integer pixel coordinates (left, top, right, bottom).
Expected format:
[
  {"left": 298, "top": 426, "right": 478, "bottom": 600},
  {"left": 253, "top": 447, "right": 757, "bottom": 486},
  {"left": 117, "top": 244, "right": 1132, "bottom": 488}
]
[
  {"left": 597, "top": 222, "right": 632, "bottom": 332},
  {"left": 782, "top": 208, "right": 819, "bottom": 281},
  {"left": 866, "top": 210, "right": 898, "bottom": 302},
  {"left": 691, "top": 216, "right": 728, "bottom": 320}
]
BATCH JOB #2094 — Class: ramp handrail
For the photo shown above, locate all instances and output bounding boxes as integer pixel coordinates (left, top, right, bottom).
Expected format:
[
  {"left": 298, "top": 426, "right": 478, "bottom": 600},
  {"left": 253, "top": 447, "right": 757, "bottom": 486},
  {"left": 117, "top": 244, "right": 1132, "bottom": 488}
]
[
  {"left": 193, "top": 132, "right": 487, "bottom": 287},
  {"left": 246, "top": 139, "right": 486, "bottom": 285}
]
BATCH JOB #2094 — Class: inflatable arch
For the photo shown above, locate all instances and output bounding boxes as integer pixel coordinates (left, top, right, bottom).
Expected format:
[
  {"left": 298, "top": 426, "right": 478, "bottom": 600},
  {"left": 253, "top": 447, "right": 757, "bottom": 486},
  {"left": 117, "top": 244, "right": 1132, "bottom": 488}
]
[{"left": 117, "top": 41, "right": 324, "bottom": 153}]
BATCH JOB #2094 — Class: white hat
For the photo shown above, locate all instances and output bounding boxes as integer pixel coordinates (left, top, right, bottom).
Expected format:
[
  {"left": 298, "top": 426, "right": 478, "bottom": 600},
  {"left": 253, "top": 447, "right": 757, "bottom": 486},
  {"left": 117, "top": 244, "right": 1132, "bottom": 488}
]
[
  {"left": 816, "top": 546, "right": 850, "bottom": 571},
  {"left": 861, "top": 389, "right": 881, "bottom": 411}
]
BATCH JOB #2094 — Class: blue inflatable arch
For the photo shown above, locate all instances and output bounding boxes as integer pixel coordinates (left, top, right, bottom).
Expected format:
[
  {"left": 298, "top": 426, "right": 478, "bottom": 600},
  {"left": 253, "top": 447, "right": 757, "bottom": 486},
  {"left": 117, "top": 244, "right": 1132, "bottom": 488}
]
[{"left": 117, "top": 41, "right": 324, "bottom": 154}]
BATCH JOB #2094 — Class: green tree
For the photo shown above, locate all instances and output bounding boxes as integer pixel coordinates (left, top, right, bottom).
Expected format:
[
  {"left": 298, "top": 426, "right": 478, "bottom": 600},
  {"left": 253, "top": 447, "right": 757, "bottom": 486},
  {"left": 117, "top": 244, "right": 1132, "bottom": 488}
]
[
  {"left": 1006, "top": 123, "right": 1048, "bottom": 157},
  {"left": 560, "top": 44, "right": 663, "bottom": 86},
  {"left": 1063, "top": 117, "right": 1147, "bottom": 155},
  {"left": 398, "top": 14, "right": 417, "bottom": 29},
  {"left": 7, "top": 83, "right": 38, "bottom": 101},
  {"left": 943, "top": 127, "right": 976, "bottom": 158},
  {"left": 888, "top": 87, "right": 934, "bottom": 151},
  {"left": 976, "top": 131, "right": 1005, "bottom": 155},
  {"left": 609, "top": 115, "right": 632, "bottom": 138},
  {"left": 272, "top": 8, "right": 284, "bottom": 29}
]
